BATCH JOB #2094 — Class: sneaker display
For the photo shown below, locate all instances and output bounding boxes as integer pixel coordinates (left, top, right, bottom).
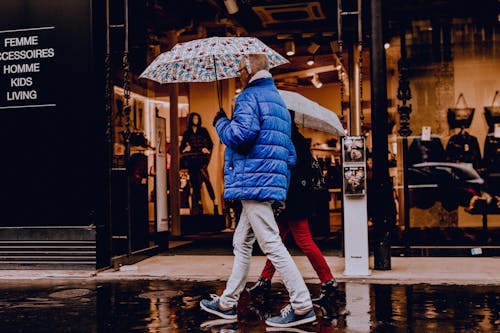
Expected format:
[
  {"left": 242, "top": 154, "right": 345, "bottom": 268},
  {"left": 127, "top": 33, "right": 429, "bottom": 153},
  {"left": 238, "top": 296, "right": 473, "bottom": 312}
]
[
  {"left": 311, "top": 279, "right": 338, "bottom": 303},
  {"left": 200, "top": 294, "right": 237, "bottom": 320},
  {"left": 265, "top": 304, "right": 316, "bottom": 328}
]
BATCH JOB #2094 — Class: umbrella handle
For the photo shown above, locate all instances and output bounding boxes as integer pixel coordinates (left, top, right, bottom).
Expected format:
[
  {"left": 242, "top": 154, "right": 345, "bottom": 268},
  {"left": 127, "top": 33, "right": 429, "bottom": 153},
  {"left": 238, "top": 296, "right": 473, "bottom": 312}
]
[{"left": 213, "top": 55, "right": 222, "bottom": 110}]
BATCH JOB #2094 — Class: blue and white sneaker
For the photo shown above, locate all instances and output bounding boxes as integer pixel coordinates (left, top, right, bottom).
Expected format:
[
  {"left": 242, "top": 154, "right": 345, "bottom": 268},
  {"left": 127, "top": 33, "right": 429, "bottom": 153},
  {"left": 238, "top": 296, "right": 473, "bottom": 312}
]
[
  {"left": 200, "top": 294, "right": 237, "bottom": 320},
  {"left": 265, "top": 304, "right": 316, "bottom": 328}
]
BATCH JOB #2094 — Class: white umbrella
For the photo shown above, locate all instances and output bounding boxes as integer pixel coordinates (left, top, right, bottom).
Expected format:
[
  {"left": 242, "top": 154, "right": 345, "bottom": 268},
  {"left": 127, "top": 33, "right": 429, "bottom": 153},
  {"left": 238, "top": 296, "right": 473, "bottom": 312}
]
[{"left": 278, "top": 90, "right": 345, "bottom": 136}]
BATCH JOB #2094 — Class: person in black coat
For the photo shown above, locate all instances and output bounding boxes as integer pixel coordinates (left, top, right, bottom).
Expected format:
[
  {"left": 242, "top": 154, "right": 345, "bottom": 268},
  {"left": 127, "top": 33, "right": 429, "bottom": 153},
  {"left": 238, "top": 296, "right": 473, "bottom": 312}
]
[{"left": 248, "top": 113, "right": 337, "bottom": 303}]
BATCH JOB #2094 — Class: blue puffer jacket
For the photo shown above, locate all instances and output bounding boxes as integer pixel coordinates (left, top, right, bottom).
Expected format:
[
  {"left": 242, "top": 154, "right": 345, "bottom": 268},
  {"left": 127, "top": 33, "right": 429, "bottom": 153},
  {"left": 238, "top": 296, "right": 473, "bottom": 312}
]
[{"left": 215, "top": 77, "right": 296, "bottom": 201}]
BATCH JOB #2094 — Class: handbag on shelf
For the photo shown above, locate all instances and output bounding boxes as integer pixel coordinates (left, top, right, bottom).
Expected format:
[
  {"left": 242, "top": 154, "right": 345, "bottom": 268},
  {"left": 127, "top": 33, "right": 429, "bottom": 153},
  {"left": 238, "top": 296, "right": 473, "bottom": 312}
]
[{"left": 447, "top": 93, "right": 475, "bottom": 129}]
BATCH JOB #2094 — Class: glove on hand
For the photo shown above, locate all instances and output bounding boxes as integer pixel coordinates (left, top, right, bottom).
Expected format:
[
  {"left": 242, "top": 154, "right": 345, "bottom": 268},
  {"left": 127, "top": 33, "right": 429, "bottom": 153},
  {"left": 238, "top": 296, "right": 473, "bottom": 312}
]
[{"left": 213, "top": 108, "right": 227, "bottom": 126}]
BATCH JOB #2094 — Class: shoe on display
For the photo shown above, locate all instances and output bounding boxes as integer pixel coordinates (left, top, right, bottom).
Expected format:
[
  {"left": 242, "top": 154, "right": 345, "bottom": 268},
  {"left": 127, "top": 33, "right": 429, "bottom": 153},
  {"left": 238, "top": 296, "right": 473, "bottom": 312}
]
[
  {"left": 311, "top": 279, "right": 338, "bottom": 303},
  {"left": 200, "top": 294, "right": 237, "bottom": 320},
  {"left": 265, "top": 304, "right": 316, "bottom": 328},
  {"left": 247, "top": 277, "right": 271, "bottom": 297}
]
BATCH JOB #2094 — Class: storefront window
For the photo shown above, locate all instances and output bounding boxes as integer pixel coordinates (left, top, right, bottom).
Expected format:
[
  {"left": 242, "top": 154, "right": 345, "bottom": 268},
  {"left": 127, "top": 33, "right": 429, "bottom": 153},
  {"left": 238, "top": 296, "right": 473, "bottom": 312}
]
[{"left": 386, "top": 16, "right": 500, "bottom": 246}]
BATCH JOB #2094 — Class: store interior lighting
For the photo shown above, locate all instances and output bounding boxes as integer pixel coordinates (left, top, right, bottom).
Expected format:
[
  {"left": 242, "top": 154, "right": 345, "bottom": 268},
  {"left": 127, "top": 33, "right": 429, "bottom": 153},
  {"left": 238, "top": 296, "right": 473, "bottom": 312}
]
[
  {"left": 285, "top": 41, "right": 295, "bottom": 56},
  {"left": 306, "top": 57, "right": 315, "bottom": 66},
  {"left": 223, "top": 0, "right": 239, "bottom": 14},
  {"left": 311, "top": 73, "right": 323, "bottom": 88}
]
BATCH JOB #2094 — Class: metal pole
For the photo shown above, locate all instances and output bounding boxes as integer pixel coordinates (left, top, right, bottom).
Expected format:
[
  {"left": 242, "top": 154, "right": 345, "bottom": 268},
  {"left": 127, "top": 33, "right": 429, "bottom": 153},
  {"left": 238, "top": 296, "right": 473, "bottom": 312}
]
[
  {"left": 370, "top": 0, "right": 392, "bottom": 270},
  {"left": 397, "top": 28, "right": 413, "bottom": 255},
  {"left": 348, "top": 44, "right": 362, "bottom": 136},
  {"left": 104, "top": 0, "right": 113, "bottom": 264},
  {"left": 123, "top": 0, "right": 133, "bottom": 254},
  {"left": 166, "top": 30, "right": 181, "bottom": 236}
]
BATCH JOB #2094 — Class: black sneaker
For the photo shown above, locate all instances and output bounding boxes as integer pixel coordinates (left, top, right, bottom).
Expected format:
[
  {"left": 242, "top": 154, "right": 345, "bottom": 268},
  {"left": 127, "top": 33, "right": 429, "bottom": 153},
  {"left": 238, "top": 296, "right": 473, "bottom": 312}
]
[
  {"left": 247, "top": 277, "right": 271, "bottom": 298},
  {"left": 311, "top": 279, "right": 338, "bottom": 303}
]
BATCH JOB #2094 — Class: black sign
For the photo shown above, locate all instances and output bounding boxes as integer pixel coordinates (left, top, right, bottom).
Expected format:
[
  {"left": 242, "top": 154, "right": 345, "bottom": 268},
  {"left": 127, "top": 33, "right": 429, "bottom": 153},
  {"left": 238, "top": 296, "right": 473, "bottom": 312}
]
[{"left": 0, "top": 26, "right": 57, "bottom": 110}]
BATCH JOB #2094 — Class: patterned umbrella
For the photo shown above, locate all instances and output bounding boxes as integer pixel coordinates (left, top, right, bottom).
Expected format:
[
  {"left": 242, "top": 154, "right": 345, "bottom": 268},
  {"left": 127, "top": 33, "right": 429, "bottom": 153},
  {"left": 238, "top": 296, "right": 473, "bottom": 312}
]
[
  {"left": 140, "top": 36, "right": 288, "bottom": 83},
  {"left": 139, "top": 36, "right": 288, "bottom": 109}
]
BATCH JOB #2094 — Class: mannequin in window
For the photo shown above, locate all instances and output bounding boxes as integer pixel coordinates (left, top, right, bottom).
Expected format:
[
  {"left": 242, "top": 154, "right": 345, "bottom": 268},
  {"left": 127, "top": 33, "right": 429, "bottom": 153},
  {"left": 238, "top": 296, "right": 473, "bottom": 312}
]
[{"left": 180, "top": 112, "right": 217, "bottom": 215}]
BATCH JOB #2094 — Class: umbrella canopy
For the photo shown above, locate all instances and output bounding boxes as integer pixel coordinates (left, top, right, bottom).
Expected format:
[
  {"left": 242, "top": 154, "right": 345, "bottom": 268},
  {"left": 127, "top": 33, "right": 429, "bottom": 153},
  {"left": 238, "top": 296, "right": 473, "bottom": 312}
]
[
  {"left": 139, "top": 36, "right": 288, "bottom": 83},
  {"left": 278, "top": 90, "right": 345, "bottom": 136}
]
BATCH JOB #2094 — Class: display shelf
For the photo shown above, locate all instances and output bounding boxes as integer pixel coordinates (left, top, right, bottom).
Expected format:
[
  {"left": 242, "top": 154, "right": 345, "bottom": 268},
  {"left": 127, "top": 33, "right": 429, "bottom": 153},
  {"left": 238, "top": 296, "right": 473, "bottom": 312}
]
[{"left": 328, "top": 187, "right": 342, "bottom": 211}]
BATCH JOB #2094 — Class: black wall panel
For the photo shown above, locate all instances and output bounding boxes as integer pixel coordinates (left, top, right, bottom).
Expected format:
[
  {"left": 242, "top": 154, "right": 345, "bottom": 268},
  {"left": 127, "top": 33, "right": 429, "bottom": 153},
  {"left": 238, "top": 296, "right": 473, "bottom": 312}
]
[{"left": 0, "top": 1, "right": 106, "bottom": 229}]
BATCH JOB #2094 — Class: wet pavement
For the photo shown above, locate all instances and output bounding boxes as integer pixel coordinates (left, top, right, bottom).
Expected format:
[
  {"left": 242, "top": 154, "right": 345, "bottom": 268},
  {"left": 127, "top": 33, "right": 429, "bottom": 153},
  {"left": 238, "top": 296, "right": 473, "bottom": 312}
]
[{"left": 0, "top": 280, "right": 499, "bottom": 332}]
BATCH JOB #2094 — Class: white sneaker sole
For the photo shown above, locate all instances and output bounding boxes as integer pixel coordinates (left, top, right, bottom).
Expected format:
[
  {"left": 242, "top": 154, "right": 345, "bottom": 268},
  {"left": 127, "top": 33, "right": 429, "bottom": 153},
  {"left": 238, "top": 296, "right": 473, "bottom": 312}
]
[
  {"left": 200, "top": 302, "right": 237, "bottom": 320},
  {"left": 200, "top": 318, "right": 237, "bottom": 329},
  {"left": 266, "top": 326, "right": 315, "bottom": 333},
  {"left": 265, "top": 314, "right": 316, "bottom": 328}
]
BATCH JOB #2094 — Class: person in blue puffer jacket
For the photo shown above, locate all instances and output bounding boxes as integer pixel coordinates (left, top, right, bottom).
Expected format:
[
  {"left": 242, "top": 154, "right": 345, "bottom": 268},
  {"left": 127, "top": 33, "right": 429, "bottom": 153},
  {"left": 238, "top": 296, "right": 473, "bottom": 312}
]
[{"left": 200, "top": 54, "right": 316, "bottom": 328}]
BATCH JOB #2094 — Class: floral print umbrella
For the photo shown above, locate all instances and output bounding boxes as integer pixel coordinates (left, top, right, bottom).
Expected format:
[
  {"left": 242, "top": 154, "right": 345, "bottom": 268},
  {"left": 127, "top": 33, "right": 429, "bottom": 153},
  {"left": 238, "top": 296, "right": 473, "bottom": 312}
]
[{"left": 139, "top": 36, "right": 288, "bottom": 83}]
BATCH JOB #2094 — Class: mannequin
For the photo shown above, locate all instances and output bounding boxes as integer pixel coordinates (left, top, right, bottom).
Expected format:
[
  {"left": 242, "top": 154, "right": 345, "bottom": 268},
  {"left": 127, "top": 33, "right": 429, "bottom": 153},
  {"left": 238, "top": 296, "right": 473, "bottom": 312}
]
[{"left": 180, "top": 112, "right": 217, "bottom": 215}]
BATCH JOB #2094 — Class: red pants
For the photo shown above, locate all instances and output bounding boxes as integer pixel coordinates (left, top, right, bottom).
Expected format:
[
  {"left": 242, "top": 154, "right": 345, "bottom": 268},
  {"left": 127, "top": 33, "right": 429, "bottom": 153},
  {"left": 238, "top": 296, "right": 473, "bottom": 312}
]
[{"left": 260, "top": 217, "right": 334, "bottom": 283}]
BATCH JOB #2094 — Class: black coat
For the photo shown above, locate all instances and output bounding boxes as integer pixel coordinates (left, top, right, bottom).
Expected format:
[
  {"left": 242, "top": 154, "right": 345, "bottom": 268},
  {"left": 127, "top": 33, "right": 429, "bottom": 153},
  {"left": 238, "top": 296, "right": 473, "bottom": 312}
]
[
  {"left": 180, "top": 113, "right": 213, "bottom": 169},
  {"left": 281, "top": 127, "right": 315, "bottom": 220},
  {"left": 408, "top": 137, "right": 445, "bottom": 165},
  {"left": 445, "top": 131, "right": 481, "bottom": 168}
]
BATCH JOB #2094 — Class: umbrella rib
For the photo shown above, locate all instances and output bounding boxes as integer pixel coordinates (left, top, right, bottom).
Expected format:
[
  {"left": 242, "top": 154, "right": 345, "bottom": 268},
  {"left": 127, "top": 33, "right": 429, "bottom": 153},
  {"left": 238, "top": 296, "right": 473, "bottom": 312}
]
[{"left": 213, "top": 55, "right": 222, "bottom": 110}]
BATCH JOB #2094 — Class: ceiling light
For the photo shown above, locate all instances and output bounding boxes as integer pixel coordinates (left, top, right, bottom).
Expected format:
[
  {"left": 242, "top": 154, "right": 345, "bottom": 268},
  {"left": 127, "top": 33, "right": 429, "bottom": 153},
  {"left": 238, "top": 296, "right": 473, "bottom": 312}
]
[
  {"left": 307, "top": 42, "right": 320, "bottom": 54},
  {"left": 311, "top": 73, "right": 322, "bottom": 88},
  {"left": 384, "top": 42, "right": 390, "bottom": 49},
  {"left": 284, "top": 41, "right": 295, "bottom": 56},
  {"left": 306, "top": 57, "right": 315, "bottom": 66},
  {"left": 223, "top": 0, "right": 239, "bottom": 14}
]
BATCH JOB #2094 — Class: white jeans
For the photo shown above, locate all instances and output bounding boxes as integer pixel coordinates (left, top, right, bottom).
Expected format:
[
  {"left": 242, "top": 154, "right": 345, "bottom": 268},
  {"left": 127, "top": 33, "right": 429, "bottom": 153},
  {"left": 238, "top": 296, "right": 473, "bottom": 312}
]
[{"left": 219, "top": 200, "right": 312, "bottom": 312}]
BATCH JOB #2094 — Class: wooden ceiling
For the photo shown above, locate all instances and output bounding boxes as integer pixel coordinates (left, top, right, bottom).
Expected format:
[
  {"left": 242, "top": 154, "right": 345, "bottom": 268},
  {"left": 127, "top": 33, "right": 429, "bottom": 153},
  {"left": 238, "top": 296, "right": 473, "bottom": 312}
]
[{"left": 136, "top": 0, "right": 499, "bottom": 87}]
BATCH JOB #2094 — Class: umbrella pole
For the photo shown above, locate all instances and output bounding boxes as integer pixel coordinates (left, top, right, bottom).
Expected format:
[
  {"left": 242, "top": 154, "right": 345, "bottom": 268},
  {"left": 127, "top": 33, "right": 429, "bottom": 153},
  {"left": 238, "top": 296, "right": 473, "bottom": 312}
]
[{"left": 213, "top": 55, "right": 222, "bottom": 110}]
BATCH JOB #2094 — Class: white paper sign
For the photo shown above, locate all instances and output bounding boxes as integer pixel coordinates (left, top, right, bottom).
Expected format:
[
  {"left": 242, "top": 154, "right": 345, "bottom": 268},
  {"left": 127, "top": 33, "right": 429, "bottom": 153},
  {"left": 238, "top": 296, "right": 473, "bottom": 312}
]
[
  {"left": 495, "top": 124, "right": 500, "bottom": 138},
  {"left": 421, "top": 126, "right": 431, "bottom": 141}
]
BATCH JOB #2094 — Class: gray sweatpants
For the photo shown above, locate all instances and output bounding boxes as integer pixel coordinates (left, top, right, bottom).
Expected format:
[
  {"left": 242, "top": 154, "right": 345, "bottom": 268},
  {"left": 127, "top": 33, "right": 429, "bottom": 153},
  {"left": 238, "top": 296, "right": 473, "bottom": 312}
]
[{"left": 219, "top": 200, "right": 312, "bottom": 312}]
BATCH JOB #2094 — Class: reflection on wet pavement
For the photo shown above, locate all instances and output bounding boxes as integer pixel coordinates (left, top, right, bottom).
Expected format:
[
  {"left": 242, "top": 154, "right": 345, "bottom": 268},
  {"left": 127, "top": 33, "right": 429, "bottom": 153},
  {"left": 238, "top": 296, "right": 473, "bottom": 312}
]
[{"left": 0, "top": 280, "right": 499, "bottom": 332}]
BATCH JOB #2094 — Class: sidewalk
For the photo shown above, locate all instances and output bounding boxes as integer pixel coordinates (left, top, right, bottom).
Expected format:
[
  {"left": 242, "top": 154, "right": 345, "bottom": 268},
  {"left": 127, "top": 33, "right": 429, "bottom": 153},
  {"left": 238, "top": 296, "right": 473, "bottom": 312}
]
[{"left": 1, "top": 255, "right": 499, "bottom": 284}]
